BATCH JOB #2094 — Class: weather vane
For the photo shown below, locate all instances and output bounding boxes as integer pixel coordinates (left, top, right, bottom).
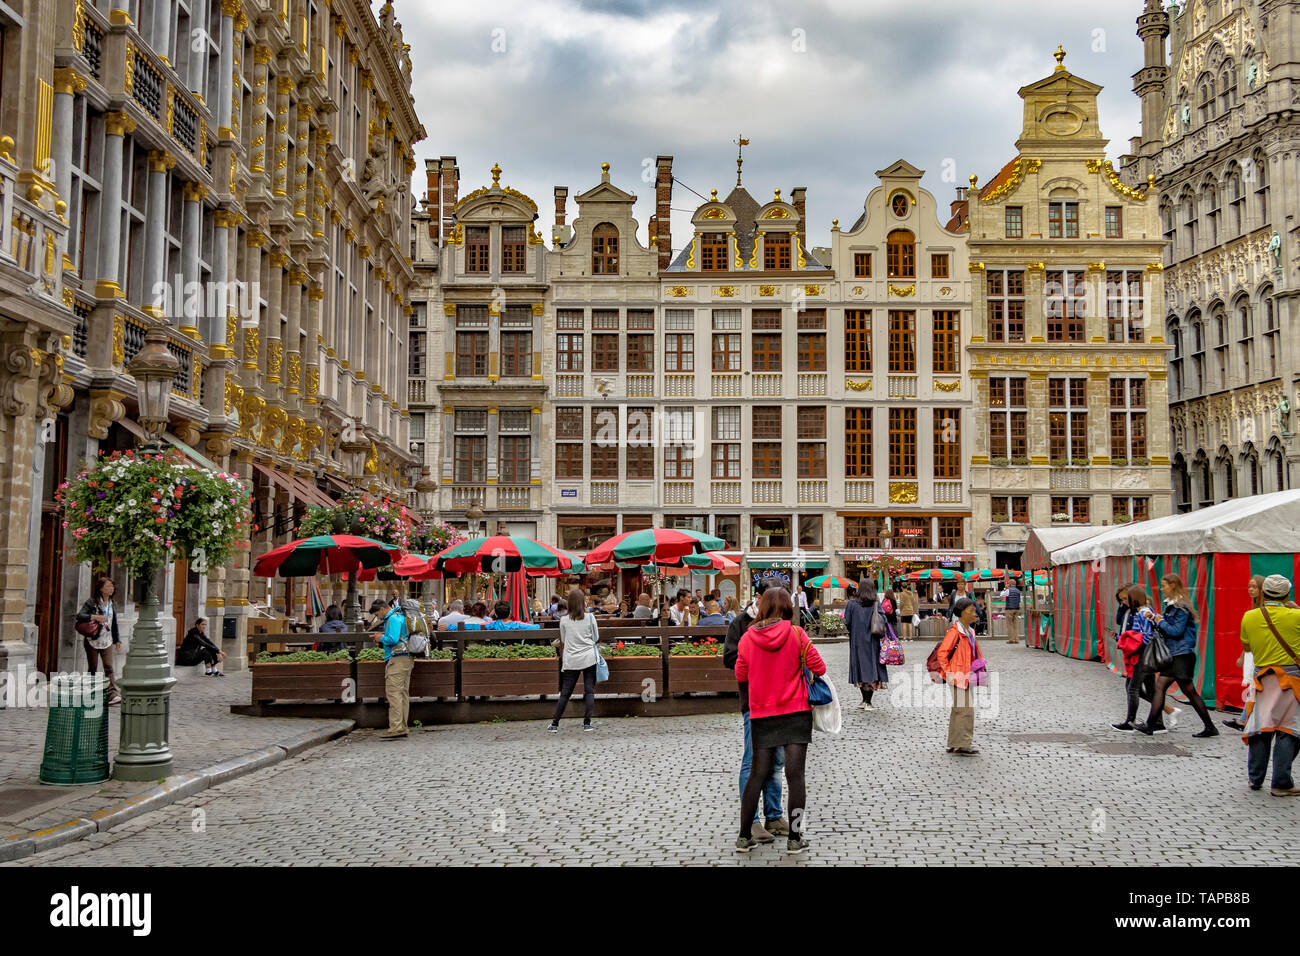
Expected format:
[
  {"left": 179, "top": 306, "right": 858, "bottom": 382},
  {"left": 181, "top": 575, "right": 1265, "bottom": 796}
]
[{"left": 734, "top": 135, "right": 750, "bottom": 187}]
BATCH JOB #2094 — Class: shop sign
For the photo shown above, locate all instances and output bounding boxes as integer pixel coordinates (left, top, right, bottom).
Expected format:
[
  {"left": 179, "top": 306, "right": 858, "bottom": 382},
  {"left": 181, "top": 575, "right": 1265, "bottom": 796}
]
[{"left": 560, "top": 489, "right": 578, "bottom": 498}]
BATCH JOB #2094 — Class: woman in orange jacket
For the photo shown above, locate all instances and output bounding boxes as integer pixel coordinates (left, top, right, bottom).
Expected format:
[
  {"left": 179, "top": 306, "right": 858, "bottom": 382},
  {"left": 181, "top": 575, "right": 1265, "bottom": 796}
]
[{"left": 938, "top": 597, "right": 981, "bottom": 755}]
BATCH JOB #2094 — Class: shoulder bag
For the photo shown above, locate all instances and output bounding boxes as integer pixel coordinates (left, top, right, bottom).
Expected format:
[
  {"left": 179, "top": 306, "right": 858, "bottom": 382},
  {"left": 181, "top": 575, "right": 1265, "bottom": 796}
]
[
  {"left": 590, "top": 616, "right": 608, "bottom": 683},
  {"left": 798, "top": 633, "right": 840, "bottom": 733},
  {"left": 879, "top": 620, "right": 905, "bottom": 666},
  {"left": 1139, "top": 629, "right": 1174, "bottom": 672},
  {"left": 967, "top": 628, "right": 990, "bottom": 687}
]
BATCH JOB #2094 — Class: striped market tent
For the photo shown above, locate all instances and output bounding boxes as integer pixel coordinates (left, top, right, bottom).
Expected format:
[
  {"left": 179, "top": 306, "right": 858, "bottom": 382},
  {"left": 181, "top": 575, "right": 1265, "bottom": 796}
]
[{"left": 1049, "top": 490, "right": 1300, "bottom": 710}]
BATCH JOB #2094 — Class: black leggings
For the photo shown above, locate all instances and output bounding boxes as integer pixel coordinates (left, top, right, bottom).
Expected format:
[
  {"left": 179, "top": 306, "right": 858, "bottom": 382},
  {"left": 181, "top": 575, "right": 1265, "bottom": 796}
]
[
  {"left": 740, "top": 743, "right": 807, "bottom": 838},
  {"left": 551, "top": 664, "right": 596, "bottom": 725},
  {"left": 1124, "top": 669, "right": 1157, "bottom": 723},
  {"left": 860, "top": 686, "right": 874, "bottom": 704},
  {"left": 1147, "top": 672, "right": 1213, "bottom": 730}
]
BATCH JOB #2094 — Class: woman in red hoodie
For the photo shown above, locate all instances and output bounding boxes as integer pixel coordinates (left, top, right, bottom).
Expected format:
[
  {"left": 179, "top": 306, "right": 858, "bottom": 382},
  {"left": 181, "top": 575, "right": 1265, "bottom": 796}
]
[{"left": 734, "top": 587, "right": 826, "bottom": 855}]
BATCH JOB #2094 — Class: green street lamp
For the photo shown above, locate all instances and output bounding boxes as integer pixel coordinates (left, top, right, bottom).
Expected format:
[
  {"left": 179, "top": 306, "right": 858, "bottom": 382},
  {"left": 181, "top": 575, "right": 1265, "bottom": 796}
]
[{"left": 113, "top": 325, "right": 181, "bottom": 782}]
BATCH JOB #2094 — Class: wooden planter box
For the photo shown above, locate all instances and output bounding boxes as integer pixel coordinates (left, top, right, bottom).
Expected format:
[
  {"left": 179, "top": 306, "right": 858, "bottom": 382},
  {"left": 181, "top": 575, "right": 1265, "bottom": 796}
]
[
  {"left": 357, "top": 659, "right": 456, "bottom": 700},
  {"left": 461, "top": 657, "right": 559, "bottom": 697},
  {"left": 668, "top": 654, "right": 735, "bottom": 694},
  {"left": 251, "top": 662, "right": 351, "bottom": 703},
  {"left": 602, "top": 655, "right": 663, "bottom": 696}
]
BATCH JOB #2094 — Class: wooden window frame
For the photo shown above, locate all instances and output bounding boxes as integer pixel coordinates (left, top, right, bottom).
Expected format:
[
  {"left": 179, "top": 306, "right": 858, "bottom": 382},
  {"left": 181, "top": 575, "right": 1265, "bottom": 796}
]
[
  {"left": 889, "top": 406, "right": 917, "bottom": 479},
  {"left": 845, "top": 407, "right": 872, "bottom": 479},
  {"left": 888, "top": 310, "right": 916, "bottom": 374},
  {"left": 886, "top": 230, "right": 915, "bottom": 278}
]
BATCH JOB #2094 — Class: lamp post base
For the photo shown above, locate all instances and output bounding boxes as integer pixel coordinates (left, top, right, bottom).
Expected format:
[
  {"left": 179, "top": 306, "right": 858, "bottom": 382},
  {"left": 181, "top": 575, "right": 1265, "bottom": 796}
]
[{"left": 112, "top": 566, "right": 177, "bottom": 781}]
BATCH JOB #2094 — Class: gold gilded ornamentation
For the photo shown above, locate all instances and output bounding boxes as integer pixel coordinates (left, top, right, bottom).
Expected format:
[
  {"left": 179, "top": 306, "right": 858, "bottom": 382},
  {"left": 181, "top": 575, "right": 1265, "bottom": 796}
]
[
  {"left": 1087, "top": 262, "right": 1106, "bottom": 272},
  {"left": 759, "top": 285, "right": 778, "bottom": 297},
  {"left": 933, "top": 380, "right": 961, "bottom": 392},
  {"left": 939, "top": 286, "right": 953, "bottom": 296},
  {"left": 889, "top": 481, "right": 919, "bottom": 504},
  {"left": 1026, "top": 262, "right": 1045, "bottom": 273},
  {"left": 266, "top": 341, "right": 283, "bottom": 381},
  {"left": 978, "top": 158, "right": 1042, "bottom": 203},
  {"left": 762, "top": 208, "right": 790, "bottom": 219},
  {"left": 1086, "top": 158, "right": 1146, "bottom": 201},
  {"left": 969, "top": 262, "right": 985, "bottom": 272},
  {"left": 224, "top": 379, "right": 243, "bottom": 415},
  {"left": 888, "top": 284, "right": 915, "bottom": 297},
  {"left": 804, "top": 284, "right": 822, "bottom": 296},
  {"left": 1146, "top": 262, "right": 1164, "bottom": 272},
  {"left": 243, "top": 326, "right": 260, "bottom": 369},
  {"left": 668, "top": 286, "right": 693, "bottom": 297},
  {"left": 846, "top": 379, "right": 871, "bottom": 392},
  {"left": 714, "top": 286, "right": 737, "bottom": 297},
  {"left": 703, "top": 208, "right": 725, "bottom": 219},
  {"left": 286, "top": 353, "right": 301, "bottom": 387},
  {"left": 686, "top": 236, "right": 697, "bottom": 269},
  {"left": 364, "top": 442, "right": 378, "bottom": 475},
  {"left": 111, "top": 315, "right": 124, "bottom": 366},
  {"left": 852, "top": 286, "right": 864, "bottom": 295}
]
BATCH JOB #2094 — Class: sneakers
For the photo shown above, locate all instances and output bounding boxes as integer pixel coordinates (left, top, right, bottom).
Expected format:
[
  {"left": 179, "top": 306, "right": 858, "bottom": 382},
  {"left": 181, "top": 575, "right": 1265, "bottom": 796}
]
[
  {"left": 1134, "top": 722, "right": 1167, "bottom": 736},
  {"left": 1110, "top": 721, "right": 1136, "bottom": 732},
  {"left": 861, "top": 703, "right": 875, "bottom": 712},
  {"left": 735, "top": 836, "right": 759, "bottom": 853},
  {"left": 764, "top": 817, "right": 790, "bottom": 836},
  {"left": 1223, "top": 718, "right": 1246, "bottom": 731},
  {"left": 1166, "top": 707, "right": 1181, "bottom": 730},
  {"left": 1192, "top": 727, "right": 1220, "bottom": 739},
  {"left": 546, "top": 724, "right": 559, "bottom": 734},
  {"left": 1249, "top": 782, "right": 1263, "bottom": 791},
  {"left": 749, "top": 822, "right": 775, "bottom": 844},
  {"left": 582, "top": 723, "right": 595, "bottom": 733},
  {"left": 785, "top": 836, "right": 811, "bottom": 855}
]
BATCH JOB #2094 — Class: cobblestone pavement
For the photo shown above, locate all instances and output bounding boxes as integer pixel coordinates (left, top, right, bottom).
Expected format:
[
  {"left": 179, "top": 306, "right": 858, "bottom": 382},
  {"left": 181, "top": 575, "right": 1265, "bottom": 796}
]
[
  {"left": 0, "top": 669, "right": 343, "bottom": 839},
  {"left": 11, "top": 641, "right": 1300, "bottom": 866}
]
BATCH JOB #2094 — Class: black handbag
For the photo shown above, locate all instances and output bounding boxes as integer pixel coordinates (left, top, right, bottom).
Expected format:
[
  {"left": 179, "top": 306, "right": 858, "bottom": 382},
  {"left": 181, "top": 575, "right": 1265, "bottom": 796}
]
[{"left": 1140, "top": 632, "right": 1173, "bottom": 672}]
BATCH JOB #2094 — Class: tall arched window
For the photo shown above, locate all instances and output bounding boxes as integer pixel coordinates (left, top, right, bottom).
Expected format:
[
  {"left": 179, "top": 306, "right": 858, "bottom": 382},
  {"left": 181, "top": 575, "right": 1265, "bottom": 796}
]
[
  {"left": 1262, "top": 286, "right": 1279, "bottom": 378},
  {"left": 1236, "top": 297, "right": 1253, "bottom": 383},
  {"left": 592, "top": 223, "right": 619, "bottom": 275},
  {"left": 883, "top": 230, "right": 915, "bottom": 278},
  {"left": 1203, "top": 182, "right": 1219, "bottom": 246},
  {"left": 1252, "top": 150, "right": 1269, "bottom": 226},
  {"left": 1161, "top": 199, "right": 1176, "bottom": 263},
  {"left": 1219, "top": 60, "right": 1237, "bottom": 112},
  {"left": 1190, "top": 312, "right": 1205, "bottom": 394},
  {"left": 886, "top": 230, "right": 915, "bottom": 278},
  {"left": 1226, "top": 165, "right": 1244, "bottom": 237},
  {"left": 1169, "top": 317, "right": 1183, "bottom": 399},
  {"left": 1182, "top": 188, "right": 1198, "bottom": 255},
  {"left": 1197, "top": 73, "right": 1217, "bottom": 124}
]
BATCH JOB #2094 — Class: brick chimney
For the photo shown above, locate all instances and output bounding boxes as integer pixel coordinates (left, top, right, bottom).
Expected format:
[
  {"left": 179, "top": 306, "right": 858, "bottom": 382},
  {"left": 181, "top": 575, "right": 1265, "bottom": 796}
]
[
  {"left": 554, "top": 186, "right": 568, "bottom": 227},
  {"left": 951, "top": 186, "right": 968, "bottom": 219},
  {"left": 656, "top": 155, "right": 673, "bottom": 270},
  {"left": 439, "top": 155, "right": 458, "bottom": 245},
  {"left": 425, "top": 158, "right": 439, "bottom": 240},
  {"left": 790, "top": 186, "right": 807, "bottom": 252}
]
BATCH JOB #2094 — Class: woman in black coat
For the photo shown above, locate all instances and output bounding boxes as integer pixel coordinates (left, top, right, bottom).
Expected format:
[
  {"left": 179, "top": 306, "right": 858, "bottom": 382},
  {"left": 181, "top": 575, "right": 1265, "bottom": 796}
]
[
  {"left": 177, "top": 617, "right": 226, "bottom": 675},
  {"left": 844, "top": 580, "right": 889, "bottom": 711},
  {"left": 75, "top": 575, "right": 121, "bottom": 705}
]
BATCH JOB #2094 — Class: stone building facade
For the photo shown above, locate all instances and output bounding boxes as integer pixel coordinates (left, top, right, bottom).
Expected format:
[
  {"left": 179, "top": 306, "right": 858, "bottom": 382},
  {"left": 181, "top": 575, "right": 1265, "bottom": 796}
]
[
  {"left": 965, "top": 49, "right": 1173, "bottom": 567},
  {"left": 1123, "top": 0, "right": 1299, "bottom": 510},
  {"left": 22, "top": 0, "right": 422, "bottom": 673}
]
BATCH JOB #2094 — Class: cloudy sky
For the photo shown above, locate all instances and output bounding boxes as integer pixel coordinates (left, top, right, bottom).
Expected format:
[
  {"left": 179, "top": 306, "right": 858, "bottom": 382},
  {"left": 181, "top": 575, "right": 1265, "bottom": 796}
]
[{"left": 397, "top": 0, "right": 1153, "bottom": 253}]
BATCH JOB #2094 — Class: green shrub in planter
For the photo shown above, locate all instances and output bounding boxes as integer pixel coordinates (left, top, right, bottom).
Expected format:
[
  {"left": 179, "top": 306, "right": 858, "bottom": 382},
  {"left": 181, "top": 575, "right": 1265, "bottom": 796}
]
[
  {"left": 255, "top": 649, "right": 351, "bottom": 664},
  {"left": 463, "top": 643, "right": 556, "bottom": 659},
  {"left": 358, "top": 646, "right": 454, "bottom": 661},
  {"left": 602, "top": 642, "right": 662, "bottom": 657},
  {"left": 990, "top": 457, "right": 1010, "bottom": 467},
  {"left": 670, "top": 638, "right": 722, "bottom": 656}
]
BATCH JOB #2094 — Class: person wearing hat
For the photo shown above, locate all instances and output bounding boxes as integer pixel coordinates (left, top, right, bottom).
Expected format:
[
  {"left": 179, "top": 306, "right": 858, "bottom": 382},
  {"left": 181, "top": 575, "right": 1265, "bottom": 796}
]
[
  {"left": 1238, "top": 574, "right": 1300, "bottom": 795},
  {"left": 371, "top": 600, "right": 413, "bottom": 740}
]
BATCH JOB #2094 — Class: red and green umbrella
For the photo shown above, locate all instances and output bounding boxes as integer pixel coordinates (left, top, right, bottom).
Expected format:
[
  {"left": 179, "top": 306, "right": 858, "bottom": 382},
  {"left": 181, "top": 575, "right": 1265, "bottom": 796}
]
[
  {"left": 253, "top": 534, "right": 403, "bottom": 578},
  {"left": 585, "top": 527, "right": 725, "bottom": 566},
  {"left": 907, "top": 568, "right": 962, "bottom": 581},
  {"left": 426, "top": 535, "right": 581, "bottom": 575},
  {"left": 964, "top": 568, "right": 1011, "bottom": 582},
  {"left": 341, "top": 553, "right": 431, "bottom": 583},
  {"left": 805, "top": 574, "right": 856, "bottom": 589}
]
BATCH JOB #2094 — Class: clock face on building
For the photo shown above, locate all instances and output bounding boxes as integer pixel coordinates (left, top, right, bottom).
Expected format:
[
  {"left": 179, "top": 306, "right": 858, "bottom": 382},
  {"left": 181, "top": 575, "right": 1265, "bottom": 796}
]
[{"left": 891, "top": 194, "right": 909, "bottom": 218}]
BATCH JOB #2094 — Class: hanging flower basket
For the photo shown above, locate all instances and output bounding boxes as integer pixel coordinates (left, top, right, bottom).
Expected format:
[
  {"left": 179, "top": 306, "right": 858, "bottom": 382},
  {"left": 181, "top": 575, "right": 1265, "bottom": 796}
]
[
  {"left": 56, "top": 449, "right": 252, "bottom": 577},
  {"left": 298, "top": 491, "right": 412, "bottom": 551}
]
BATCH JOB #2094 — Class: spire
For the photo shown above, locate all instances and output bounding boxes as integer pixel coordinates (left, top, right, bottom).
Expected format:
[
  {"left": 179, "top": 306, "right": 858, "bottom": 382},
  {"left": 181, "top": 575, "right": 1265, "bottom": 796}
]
[{"left": 734, "top": 135, "right": 750, "bottom": 187}]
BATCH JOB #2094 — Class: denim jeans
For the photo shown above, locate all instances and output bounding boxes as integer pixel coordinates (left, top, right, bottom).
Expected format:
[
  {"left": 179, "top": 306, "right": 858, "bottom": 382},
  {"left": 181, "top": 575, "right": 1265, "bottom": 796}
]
[
  {"left": 740, "top": 711, "right": 785, "bottom": 823},
  {"left": 1248, "top": 731, "right": 1299, "bottom": 789}
]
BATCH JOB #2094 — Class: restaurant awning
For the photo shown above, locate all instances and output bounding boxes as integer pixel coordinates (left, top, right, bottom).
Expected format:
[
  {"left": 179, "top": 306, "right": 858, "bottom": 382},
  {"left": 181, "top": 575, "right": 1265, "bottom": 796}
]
[
  {"left": 249, "top": 461, "right": 335, "bottom": 508},
  {"left": 747, "top": 557, "right": 829, "bottom": 570},
  {"left": 116, "top": 418, "right": 222, "bottom": 472},
  {"left": 839, "top": 549, "right": 976, "bottom": 563}
]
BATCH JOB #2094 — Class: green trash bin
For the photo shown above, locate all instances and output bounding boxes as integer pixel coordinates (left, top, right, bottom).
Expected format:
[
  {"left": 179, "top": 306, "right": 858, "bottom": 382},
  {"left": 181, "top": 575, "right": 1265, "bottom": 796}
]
[{"left": 39, "top": 674, "right": 110, "bottom": 786}]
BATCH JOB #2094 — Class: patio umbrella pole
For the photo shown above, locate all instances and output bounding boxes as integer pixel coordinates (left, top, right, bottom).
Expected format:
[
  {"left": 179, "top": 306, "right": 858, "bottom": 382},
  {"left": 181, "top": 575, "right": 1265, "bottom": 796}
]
[{"left": 345, "top": 572, "right": 359, "bottom": 626}]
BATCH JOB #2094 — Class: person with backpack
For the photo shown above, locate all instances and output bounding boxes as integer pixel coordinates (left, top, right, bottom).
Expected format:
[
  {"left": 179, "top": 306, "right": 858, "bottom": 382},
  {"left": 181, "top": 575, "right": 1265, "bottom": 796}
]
[
  {"left": 1136, "top": 575, "right": 1219, "bottom": 739},
  {"left": 724, "top": 576, "right": 788, "bottom": 845},
  {"left": 1110, "top": 586, "right": 1179, "bottom": 732},
  {"left": 734, "top": 587, "right": 825, "bottom": 855},
  {"left": 934, "top": 597, "right": 982, "bottom": 755},
  {"left": 372, "top": 601, "right": 413, "bottom": 740},
  {"left": 1238, "top": 574, "right": 1300, "bottom": 794},
  {"left": 1002, "top": 581, "right": 1022, "bottom": 644},
  {"left": 548, "top": 587, "right": 601, "bottom": 733},
  {"left": 845, "top": 580, "right": 888, "bottom": 711}
]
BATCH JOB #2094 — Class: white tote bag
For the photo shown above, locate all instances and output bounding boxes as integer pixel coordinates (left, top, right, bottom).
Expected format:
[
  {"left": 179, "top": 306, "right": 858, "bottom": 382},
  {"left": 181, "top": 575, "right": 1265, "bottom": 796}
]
[{"left": 811, "top": 673, "right": 842, "bottom": 734}]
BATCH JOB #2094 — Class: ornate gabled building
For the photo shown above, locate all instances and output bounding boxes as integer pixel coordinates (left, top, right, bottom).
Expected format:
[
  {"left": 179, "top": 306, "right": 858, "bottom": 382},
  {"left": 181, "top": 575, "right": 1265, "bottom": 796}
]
[
  {"left": 826, "top": 160, "right": 974, "bottom": 580},
  {"left": 1124, "top": 0, "right": 1299, "bottom": 509},
  {"left": 24, "top": 0, "right": 423, "bottom": 672},
  {"left": 543, "top": 162, "right": 660, "bottom": 578},
  {"left": 966, "top": 48, "right": 1172, "bottom": 567},
  {"left": 431, "top": 162, "right": 549, "bottom": 567}
]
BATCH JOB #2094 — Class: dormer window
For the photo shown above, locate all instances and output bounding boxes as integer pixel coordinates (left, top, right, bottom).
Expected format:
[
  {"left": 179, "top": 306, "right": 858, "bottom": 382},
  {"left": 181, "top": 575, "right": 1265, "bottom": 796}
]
[
  {"left": 763, "top": 233, "right": 791, "bottom": 271},
  {"left": 701, "top": 232, "right": 728, "bottom": 272},
  {"left": 502, "top": 226, "right": 525, "bottom": 273},
  {"left": 592, "top": 223, "right": 619, "bottom": 275},
  {"left": 1048, "top": 202, "right": 1079, "bottom": 238},
  {"left": 891, "top": 193, "right": 910, "bottom": 218}
]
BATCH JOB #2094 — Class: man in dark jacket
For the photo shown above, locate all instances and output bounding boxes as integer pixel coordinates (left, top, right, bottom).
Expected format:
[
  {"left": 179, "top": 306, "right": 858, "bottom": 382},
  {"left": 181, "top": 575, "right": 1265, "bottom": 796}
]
[{"left": 724, "top": 576, "right": 787, "bottom": 843}]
